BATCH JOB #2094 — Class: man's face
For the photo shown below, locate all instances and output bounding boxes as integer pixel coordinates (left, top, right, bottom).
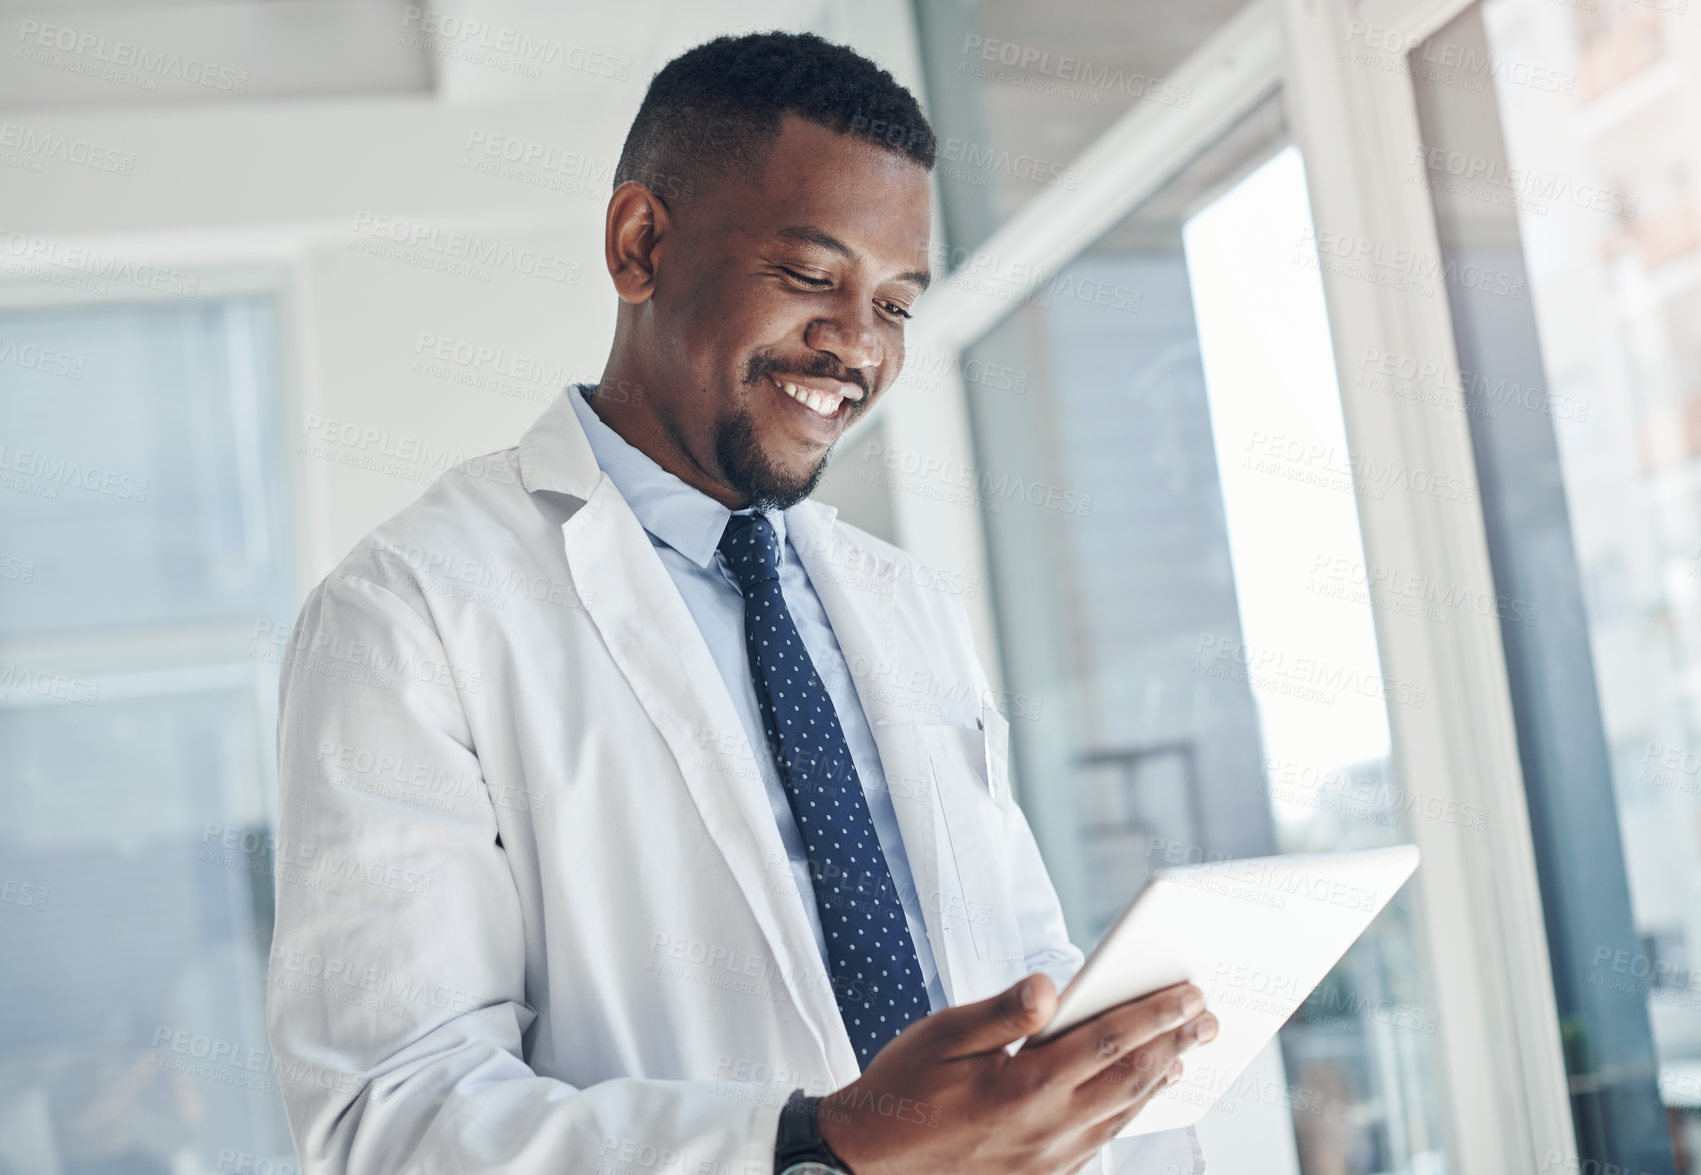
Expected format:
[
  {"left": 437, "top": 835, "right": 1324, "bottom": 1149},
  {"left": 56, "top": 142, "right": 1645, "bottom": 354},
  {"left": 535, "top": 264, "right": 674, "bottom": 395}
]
[{"left": 638, "top": 114, "right": 933, "bottom": 511}]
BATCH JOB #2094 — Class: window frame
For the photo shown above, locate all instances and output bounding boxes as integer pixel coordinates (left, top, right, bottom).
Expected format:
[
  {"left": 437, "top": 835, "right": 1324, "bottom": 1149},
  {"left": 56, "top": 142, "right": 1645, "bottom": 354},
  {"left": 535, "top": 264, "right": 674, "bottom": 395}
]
[{"left": 0, "top": 263, "right": 306, "bottom": 831}]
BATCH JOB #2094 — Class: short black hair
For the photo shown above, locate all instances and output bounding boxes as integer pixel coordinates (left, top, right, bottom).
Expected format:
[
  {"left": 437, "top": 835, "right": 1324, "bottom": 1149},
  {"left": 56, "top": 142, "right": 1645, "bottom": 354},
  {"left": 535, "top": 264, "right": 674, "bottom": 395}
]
[{"left": 614, "top": 30, "right": 935, "bottom": 206}]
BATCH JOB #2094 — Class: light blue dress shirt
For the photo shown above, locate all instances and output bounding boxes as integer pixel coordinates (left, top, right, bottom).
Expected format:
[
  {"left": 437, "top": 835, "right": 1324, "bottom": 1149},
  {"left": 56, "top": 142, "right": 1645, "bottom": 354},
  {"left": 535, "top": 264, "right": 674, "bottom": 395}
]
[{"left": 567, "top": 383, "right": 946, "bottom": 1014}]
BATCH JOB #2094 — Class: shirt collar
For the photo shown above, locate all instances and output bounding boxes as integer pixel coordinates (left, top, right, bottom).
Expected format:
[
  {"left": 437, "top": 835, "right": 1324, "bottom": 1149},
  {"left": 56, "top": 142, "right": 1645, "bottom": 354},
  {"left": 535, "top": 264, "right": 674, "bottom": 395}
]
[{"left": 566, "top": 383, "right": 788, "bottom": 569}]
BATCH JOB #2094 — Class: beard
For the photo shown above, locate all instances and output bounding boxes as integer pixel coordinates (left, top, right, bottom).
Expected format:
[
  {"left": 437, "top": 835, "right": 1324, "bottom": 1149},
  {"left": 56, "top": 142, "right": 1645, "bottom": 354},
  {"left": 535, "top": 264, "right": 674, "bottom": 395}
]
[
  {"left": 712, "top": 405, "right": 833, "bottom": 514},
  {"left": 714, "top": 354, "right": 864, "bottom": 513}
]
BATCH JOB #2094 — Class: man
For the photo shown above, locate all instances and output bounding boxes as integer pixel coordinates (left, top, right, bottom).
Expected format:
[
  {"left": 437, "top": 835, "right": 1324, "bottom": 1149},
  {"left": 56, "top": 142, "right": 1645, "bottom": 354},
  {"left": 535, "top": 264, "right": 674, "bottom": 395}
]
[{"left": 268, "top": 29, "right": 1215, "bottom": 1175}]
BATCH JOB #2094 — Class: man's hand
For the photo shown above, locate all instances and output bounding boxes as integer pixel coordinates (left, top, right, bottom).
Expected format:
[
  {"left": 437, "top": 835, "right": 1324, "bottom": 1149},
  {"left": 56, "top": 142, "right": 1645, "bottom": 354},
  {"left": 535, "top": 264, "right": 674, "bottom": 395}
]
[{"left": 815, "top": 973, "right": 1217, "bottom": 1175}]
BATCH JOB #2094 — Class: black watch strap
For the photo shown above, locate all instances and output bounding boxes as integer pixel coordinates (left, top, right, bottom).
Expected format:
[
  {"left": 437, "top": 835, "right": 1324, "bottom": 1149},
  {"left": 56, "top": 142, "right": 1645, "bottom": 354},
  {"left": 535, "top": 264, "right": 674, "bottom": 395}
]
[{"left": 773, "top": 1088, "right": 853, "bottom": 1174}]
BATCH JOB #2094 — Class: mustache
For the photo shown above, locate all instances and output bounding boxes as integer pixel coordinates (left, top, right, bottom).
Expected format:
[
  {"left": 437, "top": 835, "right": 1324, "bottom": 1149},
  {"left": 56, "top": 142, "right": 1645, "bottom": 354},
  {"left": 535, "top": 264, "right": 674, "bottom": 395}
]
[{"left": 746, "top": 355, "right": 871, "bottom": 399}]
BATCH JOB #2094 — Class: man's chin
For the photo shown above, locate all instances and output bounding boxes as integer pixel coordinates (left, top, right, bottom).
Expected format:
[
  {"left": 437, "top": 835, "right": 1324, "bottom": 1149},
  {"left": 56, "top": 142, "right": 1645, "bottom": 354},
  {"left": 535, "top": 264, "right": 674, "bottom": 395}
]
[
  {"left": 734, "top": 453, "right": 831, "bottom": 514},
  {"left": 714, "top": 413, "right": 836, "bottom": 514}
]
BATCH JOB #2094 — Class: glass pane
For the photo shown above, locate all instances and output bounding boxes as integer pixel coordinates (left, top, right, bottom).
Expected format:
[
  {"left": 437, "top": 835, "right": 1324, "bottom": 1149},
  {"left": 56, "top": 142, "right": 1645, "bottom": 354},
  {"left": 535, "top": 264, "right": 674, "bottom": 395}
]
[
  {"left": 0, "top": 682, "right": 291, "bottom": 1174},
  {"left": 911, "top": 0, "right": 1259, "bottom": 257},
  {"left": 958, "top": 96, "right": 1450, "bottom": 1174},
  {"left": 0, "top": 297, "right": 291, "bottom": 637},
  {"left": 0, "top": 293, "right": 296, "bottom": 1175},
  {"left": 1411, "top": 0, "right": 1701, "bottom": 1168}
]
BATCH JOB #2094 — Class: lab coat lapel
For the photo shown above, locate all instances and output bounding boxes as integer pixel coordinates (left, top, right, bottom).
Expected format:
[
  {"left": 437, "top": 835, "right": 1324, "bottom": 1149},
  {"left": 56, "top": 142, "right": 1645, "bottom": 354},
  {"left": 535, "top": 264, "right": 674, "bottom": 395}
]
[
  {"left": 787, "top": 504, "right": 964, "bottom": 1007},
  {"left": 521, "top": 395, "right": 856, "bottom": 1079}
]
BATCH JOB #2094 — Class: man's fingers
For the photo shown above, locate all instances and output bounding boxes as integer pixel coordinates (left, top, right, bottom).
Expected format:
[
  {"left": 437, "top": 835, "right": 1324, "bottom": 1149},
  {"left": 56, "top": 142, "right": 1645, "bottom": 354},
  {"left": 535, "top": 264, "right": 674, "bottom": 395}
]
[
  {"left": 1084, "top": 1058, "right": 1184, "bottom": 1148},
  {"left": 1073, "top": 1013, "right": 1215, "bottom": 1126},
  {"left": 1021, "top": 983, "right": 1205, "bottom": 1088},
  {"left": 926, "top": 972, "right": 1058, "bottom": 1057}
]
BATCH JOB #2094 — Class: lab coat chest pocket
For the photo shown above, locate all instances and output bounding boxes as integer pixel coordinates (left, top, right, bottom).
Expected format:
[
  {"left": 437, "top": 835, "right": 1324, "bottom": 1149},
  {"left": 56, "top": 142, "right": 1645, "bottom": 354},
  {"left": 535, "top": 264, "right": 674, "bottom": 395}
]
[{"left": 920, "top": 714, "right": 1024, "bottom": 962}]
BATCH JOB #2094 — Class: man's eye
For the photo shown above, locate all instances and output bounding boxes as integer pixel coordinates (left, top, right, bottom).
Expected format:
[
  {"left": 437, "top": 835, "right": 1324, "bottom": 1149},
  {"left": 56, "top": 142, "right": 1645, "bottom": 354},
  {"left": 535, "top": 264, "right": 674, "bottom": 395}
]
[
  {"left": 782, "top": 268, "right": 831, "bottom": 287},
  {"left": 880, "top": 301, "right": 913, "bottom": 321}
]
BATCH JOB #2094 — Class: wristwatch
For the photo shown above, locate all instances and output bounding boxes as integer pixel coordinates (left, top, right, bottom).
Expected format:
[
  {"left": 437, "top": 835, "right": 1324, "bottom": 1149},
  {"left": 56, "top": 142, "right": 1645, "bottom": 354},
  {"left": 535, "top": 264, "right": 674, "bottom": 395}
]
[{"left": 774, "top": 1088, "right": 853, "bottom": 1174}]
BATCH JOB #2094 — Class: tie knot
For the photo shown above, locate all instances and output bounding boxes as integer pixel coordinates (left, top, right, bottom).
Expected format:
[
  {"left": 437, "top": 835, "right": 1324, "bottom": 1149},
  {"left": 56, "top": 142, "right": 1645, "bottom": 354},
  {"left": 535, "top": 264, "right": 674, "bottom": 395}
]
[{"left": 718, "top": 512, "right": 782, "bottom": 592}]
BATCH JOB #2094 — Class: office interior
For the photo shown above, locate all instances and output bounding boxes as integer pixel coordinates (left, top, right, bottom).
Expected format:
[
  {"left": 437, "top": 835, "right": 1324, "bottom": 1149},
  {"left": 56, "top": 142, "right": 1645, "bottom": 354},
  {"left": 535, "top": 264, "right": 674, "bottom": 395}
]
[{"left": 2, "top": 0, "right": 1700, "bottom": 1171}]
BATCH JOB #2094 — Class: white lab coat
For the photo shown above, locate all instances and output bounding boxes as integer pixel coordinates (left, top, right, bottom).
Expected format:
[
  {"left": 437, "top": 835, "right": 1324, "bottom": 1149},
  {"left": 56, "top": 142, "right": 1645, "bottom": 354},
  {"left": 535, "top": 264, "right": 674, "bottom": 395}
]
[{"left": 266, "top": 391, "right": 1205, "bottom": 1174}]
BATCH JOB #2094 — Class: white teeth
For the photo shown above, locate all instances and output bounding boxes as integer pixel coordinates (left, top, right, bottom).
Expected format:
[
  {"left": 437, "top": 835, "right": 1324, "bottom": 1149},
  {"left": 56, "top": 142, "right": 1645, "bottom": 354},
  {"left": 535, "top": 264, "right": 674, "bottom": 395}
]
[{"left": 776, "top": 378, "right": 841, "bottom": 419}]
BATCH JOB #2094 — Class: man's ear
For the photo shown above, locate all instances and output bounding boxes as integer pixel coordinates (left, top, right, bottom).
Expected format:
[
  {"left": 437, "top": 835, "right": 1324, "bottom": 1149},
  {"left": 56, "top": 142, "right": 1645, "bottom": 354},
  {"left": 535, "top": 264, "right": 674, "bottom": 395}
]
[{"left": 605, "top": 180, "right": 671, "bottom": 306}]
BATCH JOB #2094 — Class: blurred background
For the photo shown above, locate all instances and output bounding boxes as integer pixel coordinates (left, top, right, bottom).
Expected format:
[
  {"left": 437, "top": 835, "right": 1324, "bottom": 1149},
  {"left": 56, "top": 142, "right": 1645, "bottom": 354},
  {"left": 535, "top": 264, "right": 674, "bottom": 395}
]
[{"left": 2, "top": 0, "right": 1700, "bottom": 1172}]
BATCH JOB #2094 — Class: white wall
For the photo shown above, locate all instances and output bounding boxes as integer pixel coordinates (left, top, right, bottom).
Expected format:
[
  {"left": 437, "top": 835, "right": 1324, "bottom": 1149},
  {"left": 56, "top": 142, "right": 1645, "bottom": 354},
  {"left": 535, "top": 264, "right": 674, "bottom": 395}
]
[{"left": 0, "top": 0, "right": 931, "bottom": 597}]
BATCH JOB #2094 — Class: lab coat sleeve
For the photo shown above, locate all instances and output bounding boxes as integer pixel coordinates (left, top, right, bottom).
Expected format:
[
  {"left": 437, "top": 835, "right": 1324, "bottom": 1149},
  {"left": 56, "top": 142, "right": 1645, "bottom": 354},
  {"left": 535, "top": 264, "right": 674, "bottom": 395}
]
[{"left": 267, "top": 570, "right": 782, "bottom": 1175}]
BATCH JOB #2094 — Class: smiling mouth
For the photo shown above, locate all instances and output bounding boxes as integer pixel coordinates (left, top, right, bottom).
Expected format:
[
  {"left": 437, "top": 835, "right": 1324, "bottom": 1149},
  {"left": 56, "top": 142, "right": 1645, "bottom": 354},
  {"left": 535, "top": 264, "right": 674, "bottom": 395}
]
[{"left": 771, "top": 374, "right": 859, "bottom": 421}]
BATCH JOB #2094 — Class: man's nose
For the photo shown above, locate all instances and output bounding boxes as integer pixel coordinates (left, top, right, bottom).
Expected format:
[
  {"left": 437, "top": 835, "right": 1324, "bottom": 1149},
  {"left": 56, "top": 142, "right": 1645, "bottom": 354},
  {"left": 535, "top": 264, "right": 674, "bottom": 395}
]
[{"left": 804, "top": 310, "right": 883, "bottom": 375}]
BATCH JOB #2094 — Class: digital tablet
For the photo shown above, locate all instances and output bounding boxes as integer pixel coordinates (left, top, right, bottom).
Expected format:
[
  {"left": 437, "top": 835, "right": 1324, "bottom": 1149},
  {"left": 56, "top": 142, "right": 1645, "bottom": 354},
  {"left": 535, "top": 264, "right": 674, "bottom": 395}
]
[{"left": 1018, "top": 843, "right": 1420, "bottom": 1136}]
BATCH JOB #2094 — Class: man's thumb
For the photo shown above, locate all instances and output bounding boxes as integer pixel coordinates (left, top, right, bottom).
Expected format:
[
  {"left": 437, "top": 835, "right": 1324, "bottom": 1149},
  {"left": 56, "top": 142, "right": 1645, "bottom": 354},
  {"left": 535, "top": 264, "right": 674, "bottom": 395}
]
[{"left": 937, "top": 972, "right": 1058, "bottom": 1055}]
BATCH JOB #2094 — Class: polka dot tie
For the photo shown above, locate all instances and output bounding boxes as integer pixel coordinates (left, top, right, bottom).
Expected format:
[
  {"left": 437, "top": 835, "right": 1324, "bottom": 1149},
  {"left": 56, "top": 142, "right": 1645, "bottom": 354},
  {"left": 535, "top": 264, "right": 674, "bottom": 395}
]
[{"left": 718, "top": 512, "right": 930, "bottom": 1067}]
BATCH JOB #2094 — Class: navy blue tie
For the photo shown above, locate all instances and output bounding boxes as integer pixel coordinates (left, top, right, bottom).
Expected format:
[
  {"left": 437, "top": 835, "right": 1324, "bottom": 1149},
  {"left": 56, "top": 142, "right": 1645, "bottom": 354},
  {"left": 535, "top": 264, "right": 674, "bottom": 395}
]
[{"left": 717, "top": 512, "right": 930, "bottom": 1065}]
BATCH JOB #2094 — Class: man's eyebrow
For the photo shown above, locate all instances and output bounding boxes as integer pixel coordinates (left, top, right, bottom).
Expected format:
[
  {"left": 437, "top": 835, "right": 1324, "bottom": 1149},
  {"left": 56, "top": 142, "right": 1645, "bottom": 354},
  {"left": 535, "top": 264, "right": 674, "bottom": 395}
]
[{"left": 775, "top": 224, "right": 932, "bottom": 293}]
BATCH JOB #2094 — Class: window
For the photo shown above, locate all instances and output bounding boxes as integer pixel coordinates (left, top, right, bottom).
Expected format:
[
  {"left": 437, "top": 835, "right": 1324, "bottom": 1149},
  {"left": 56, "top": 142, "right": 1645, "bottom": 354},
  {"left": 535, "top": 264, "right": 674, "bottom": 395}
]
[
  {"left": 1411, "top": 0, "right": 1699, "bottom": 1168},
  {"left": 0, "top": 295, "right": 297, "bottom": 1174},
  {"left": 949, "top": 95, "right": 1451, "bottom": 1171}
]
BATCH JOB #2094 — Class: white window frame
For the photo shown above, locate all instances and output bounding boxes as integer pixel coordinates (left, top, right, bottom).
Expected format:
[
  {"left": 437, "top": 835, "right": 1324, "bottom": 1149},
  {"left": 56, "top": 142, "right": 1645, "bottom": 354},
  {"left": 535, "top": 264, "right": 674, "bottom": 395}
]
[{"left": 841, "top": 0, "right": 1578, "bottom": 1169}]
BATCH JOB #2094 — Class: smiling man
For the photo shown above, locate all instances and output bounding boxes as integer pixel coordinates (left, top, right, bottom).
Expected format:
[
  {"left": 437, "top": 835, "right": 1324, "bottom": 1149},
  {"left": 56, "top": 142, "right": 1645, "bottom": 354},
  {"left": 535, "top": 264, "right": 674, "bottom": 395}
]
[{"left": 268, "top": 30, "right": 1211, "bottom": 1175}]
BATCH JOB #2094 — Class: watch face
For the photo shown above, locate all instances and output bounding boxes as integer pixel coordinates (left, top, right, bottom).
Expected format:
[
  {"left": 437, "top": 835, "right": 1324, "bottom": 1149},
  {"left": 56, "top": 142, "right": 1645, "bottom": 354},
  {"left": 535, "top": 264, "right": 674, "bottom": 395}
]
[{"left": 778, "top": 1165, "right": 845, "bottom": 1175}]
